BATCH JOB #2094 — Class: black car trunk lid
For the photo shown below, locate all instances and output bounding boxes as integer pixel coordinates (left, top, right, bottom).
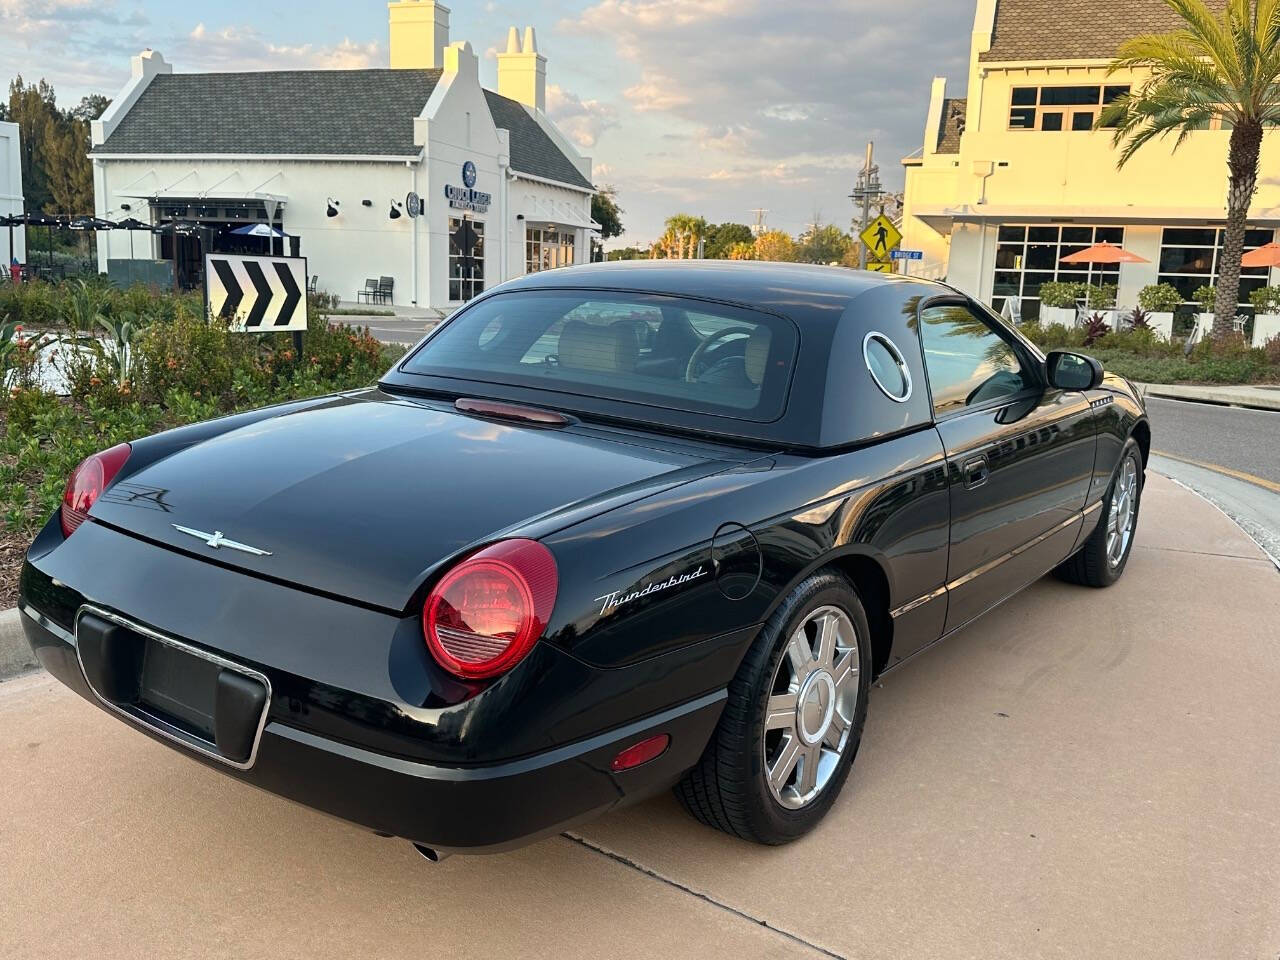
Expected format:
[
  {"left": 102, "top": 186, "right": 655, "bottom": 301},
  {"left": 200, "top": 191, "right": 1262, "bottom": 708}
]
[{"left": 88, "top": 393, "right": 732, "bottom": 610}]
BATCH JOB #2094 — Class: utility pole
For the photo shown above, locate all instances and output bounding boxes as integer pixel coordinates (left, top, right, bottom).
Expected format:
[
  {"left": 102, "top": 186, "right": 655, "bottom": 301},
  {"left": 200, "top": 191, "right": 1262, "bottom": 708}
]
[
  {"left": 849, "top": 141, "right": 883, "bottom": 270},
  {"left": 750, "top": 208, "right": 769, "bottom": 238}
]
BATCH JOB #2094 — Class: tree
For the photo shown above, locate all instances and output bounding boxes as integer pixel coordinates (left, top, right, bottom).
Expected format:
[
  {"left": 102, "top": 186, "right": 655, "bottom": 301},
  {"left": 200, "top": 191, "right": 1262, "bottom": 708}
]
[
  {"left": 591, "top": 186, "right": 624, "bottom": 241},
  {"left": 662, "top": 214, "right": 708, "bottom": 258},
  {"left": 1102, "top": 0, "right": 1280, "bottom": 343},
  {"left": 6, "top": 76, "right": 100, "bottom": 216},
  {"left": 606, "top": 246, "right": 646, "bottom": 261},
  {"left": 753, "top": 229, "right": 796, "bottom": 262},
  {"left": 726, "top": 241, "right": 755, "bottom": 260},
  {"left": 797, "top": 224, "right": 853, "bottom": 264},
  {"left": 70, "top": 94, "right": 111, "bottom": 123},
  {"left": 702, "top": 222, "right": 755, "bottom": 259}
]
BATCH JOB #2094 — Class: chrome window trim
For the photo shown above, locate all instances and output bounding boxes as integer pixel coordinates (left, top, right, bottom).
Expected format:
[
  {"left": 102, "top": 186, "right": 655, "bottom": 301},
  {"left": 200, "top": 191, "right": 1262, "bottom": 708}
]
[
  {"left": 74, "top": 604, "right": 272, "bottom": 771},
  {"left": 862, "top": 330, "right": 913, "bottom": 403}
]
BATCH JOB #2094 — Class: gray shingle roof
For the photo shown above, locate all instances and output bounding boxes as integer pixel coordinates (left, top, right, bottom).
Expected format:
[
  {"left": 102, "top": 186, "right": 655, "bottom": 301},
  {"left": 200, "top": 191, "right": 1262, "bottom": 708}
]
[
  {"left": 95, "top": 69, "right": 593, "bottom": 191},
  {"left": 98, "top": 70, "right": 442, "bottom": 156},
  {"left": 981, "top": 0, "right": 1226, "bottom": 62},
  {"left": 936, "top": 98, "right": 966, "bottom": 154},
  {"left": 484, "top": 90, "right": 593, "bottom": 191}
]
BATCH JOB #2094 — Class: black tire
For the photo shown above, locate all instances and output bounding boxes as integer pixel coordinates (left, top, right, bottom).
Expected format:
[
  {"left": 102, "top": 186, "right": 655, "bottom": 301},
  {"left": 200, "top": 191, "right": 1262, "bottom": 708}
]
[
  {"left": 1056, "top": 437, "right": 1144, "bottom": 588},
  {"left": 674, "top": 570, "right": 873, "bottom": 844}
]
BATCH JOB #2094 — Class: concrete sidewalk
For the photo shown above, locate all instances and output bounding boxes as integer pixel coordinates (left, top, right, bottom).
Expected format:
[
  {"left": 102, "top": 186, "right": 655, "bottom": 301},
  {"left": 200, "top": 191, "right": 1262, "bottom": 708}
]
[
  {"left": 2, "top": 473, "right": 1278, "bottom": 959},
  {"left": 1138, "top": 380, "right": 1280, "bottom": 411}
]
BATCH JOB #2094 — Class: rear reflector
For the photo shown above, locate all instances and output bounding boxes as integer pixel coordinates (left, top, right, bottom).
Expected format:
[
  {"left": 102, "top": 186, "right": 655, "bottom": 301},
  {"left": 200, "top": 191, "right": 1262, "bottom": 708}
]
[{"left": 610, "top": 734, "right": 670, "bottom": 772}]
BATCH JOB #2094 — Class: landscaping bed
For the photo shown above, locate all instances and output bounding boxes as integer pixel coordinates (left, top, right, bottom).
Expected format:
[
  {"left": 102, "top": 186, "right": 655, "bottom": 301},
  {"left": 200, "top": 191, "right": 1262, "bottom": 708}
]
[
  {"left": 1, "top": 280, "right": 406, "bottom": 609},
  {"left": 1019, "top": 320, "right": 1280, "bottom": 384}
]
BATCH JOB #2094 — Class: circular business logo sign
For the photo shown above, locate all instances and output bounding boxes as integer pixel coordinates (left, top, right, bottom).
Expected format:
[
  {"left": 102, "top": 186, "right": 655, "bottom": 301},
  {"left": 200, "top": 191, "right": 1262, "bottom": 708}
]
[
  {"left": 405, "top": 191, "right": 422, "bottom": 218},
  {"left": 462, "top": 161, "right": 477, "bottom": 189}
]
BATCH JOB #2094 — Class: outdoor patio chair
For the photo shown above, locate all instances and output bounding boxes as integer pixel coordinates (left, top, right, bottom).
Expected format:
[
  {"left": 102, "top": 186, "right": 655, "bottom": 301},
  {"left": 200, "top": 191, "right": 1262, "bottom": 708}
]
[
  {"left": 377, "top": 276, "right": 394, "bottom": 305},
  {"left": 357, "top": 278, "right": 378, "bottom": 304}
]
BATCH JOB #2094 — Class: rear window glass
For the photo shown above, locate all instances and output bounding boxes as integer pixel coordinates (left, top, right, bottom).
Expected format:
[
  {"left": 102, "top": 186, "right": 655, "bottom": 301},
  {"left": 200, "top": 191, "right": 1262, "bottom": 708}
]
[{"left": 400, "top": 290, "right": 798, "bottom": 422}]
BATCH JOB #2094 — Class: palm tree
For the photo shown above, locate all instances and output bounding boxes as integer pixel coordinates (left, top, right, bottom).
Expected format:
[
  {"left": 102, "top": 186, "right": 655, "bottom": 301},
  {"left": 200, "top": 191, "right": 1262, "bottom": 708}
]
[{"left": 1102, "top": 0, "right": 1280, "bottom": 343}]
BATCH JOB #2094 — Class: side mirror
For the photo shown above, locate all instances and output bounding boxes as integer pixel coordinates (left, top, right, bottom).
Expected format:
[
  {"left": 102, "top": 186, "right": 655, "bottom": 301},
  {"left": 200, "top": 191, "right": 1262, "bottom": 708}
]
[{"left": 1045, "top": 350, "right": 1103, "bottom": 391}]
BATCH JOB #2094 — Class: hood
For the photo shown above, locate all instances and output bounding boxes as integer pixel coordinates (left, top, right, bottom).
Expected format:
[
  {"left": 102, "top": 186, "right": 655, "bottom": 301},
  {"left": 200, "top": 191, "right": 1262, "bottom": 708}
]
[{"left": 89, "top": 393, "right": 733, "bottom": 610}]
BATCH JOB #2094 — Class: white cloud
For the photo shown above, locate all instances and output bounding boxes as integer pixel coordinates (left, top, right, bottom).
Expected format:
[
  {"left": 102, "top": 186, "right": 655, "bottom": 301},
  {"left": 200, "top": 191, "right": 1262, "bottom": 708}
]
[
  {"left": 561, "top": 0, "right": 971, "bottom": 243},
  {"left": 546, "top": 83, "right": 619, "bottom": 148},
  {"left": 179, "top": 23, "right": 381, "bottom": 71}
]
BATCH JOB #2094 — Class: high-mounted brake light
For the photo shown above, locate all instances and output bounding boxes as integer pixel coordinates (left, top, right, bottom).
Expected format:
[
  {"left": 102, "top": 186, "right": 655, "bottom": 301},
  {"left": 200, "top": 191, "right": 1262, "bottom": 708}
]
[
  {"left": 423, "top": 539, "right": 557, "bottom": 680},
  {"left": 60, "top": 442, "right": 132, "bottom": 538}
]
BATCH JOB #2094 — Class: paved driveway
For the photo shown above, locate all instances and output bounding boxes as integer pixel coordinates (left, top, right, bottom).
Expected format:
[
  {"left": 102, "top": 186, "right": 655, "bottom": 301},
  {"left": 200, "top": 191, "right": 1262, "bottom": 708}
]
[{"left": 2, "top": 474, "right": 1278, "bottom": 960}]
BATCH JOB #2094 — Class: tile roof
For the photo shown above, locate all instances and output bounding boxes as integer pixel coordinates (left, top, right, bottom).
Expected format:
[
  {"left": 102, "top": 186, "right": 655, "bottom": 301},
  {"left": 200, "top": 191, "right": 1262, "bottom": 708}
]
[
  {"left": 981, "top": 0, "right": 1226, "bottom": 62},
  {"left": 937, "top": 98, "right": 966, "bottom": 154},
  {"left": 96, "top": 69, "right": 593, "bottom": 191}
]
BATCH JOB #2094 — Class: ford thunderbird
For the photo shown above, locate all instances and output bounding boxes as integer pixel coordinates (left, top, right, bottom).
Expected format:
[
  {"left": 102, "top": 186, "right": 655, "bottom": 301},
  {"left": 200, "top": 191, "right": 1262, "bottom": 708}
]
[{"left": 19, "top": 262, "right": 1150, "bottom": 858}]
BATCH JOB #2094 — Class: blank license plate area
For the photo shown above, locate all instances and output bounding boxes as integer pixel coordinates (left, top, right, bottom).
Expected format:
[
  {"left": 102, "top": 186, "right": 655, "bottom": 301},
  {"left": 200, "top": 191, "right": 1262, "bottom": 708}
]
[{"left": 139, "top": 638, "right": 220, "bottom": 741}]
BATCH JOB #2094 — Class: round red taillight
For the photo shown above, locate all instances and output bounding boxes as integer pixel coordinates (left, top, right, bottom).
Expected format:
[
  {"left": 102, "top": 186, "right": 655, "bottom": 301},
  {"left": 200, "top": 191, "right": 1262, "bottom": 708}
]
[
  {"left": 60, "top": 442, "right": 132, "bottom": 538},
  {"left": 423, "top": 539, "right": 557, "bottom": 679}
]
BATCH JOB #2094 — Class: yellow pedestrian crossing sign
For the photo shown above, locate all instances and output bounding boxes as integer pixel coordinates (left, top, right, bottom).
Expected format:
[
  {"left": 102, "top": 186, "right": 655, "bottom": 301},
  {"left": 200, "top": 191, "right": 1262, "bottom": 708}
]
[
  {"left": 861, "top": 215, "right": 902, "bottom": 260},
  {"left": 866, "top": 260, "right": 895, "bottom": 273}
]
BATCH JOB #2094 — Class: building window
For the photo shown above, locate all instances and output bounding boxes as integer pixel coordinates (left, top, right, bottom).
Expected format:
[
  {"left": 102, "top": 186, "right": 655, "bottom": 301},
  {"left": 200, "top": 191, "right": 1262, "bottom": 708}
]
[
  {"left": 992, "top": 224, "right": 1125, "bottom": 321},
  {"left": 1008, "top": 84, "right": 1129, "bottom": 131},
  {"left": 526, "top": 227, "right": 576, "bottom": 273},
  {"left": 1157, "top": 226, "right": 1273, "bottom": 316},
  {"left": 449, "top": 217, "right": 485, "bottom": 302}
]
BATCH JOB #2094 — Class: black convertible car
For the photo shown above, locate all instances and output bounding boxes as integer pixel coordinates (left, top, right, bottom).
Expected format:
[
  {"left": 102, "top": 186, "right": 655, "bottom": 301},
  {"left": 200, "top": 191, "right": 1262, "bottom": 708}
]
[{"left": 20, "top": 262, "right": 1150, "bottom": 858}]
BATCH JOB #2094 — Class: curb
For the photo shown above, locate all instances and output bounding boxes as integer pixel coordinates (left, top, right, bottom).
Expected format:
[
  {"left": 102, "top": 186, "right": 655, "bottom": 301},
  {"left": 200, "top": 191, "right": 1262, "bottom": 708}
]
[
  {"left": 1137, "top": 382, "right": 1280, "bottom": 412},
  {"left": 0, "top": 607, "right": 39, "bottom": 680}
]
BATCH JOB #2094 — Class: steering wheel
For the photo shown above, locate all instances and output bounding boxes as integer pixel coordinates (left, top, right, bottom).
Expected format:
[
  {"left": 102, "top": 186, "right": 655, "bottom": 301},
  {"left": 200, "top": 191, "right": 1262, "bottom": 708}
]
[{"left": 685, "top": 327, "right": 756, "bottom": 383}]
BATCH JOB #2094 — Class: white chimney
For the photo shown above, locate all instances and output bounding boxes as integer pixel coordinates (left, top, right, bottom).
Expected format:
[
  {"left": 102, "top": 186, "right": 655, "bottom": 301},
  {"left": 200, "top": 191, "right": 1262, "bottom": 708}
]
[
  {"left": 496, "top": 24, "right": 547, "bottom": 112},
  {"left": 388, "top": 0, "right": 451, "bottom": 70}
]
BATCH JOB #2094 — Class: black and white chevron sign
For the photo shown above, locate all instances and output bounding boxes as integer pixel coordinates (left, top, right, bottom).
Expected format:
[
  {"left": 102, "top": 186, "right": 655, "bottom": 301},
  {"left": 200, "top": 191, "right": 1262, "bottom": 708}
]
[{"left": 204, "top": 253, "right": 308, "bottom": 332}]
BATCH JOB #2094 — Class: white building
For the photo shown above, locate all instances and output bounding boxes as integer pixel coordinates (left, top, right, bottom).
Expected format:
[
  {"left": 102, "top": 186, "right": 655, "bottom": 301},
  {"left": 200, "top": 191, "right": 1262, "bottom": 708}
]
[
  {"left": 1, "top": 120, "right": 25, "bottom": 267},
  {"left": 90, "top": 1, "right": 595, "bottom": 310}
]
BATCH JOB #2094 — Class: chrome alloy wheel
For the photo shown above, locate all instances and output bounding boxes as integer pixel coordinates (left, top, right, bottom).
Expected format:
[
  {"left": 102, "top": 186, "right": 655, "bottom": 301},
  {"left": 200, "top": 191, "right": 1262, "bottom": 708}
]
[
  {"left": 1106, "top": 457, "right": 1139, "bottom": 568},
  {"left": 763, "top": 605, "right": 860, "bottom": 809}
]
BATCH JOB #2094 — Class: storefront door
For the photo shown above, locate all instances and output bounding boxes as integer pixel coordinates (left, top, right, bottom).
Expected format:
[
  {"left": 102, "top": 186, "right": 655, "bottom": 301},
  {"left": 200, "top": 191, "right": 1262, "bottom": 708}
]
[{"left": 449, "top": 216, "right": 485, "bottom": 302}]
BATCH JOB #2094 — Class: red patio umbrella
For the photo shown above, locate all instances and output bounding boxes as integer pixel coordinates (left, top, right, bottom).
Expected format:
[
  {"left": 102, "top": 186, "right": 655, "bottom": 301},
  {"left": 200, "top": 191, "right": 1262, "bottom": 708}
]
[
  {"left": 1240, "top": 242, "right": 1280, "bottom": 268},
  {"left": 1060, "top": 242, "right": 1150, "bottom": 297}
]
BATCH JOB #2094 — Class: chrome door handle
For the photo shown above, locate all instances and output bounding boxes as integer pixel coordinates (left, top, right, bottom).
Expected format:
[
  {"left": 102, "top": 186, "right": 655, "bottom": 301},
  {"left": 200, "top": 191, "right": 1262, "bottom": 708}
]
[{"left": 963, "top": 455, "right": 989, "bottom": 488}]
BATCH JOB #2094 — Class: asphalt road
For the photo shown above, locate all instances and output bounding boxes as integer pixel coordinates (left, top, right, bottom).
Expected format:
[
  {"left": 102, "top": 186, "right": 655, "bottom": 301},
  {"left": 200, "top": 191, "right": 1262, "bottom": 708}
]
[
  {"left": 1142, "top": 396, "right": 1280, "bottom": 563},
  {"left": 1145, "top": 396, "right": 1280, "bottom": 486}
]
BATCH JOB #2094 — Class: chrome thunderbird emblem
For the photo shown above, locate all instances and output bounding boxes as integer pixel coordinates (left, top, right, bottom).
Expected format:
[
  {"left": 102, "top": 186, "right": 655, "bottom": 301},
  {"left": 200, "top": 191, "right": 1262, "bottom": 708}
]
[{"left": 171, "top": 524, "right": 273, "bottom": 556}]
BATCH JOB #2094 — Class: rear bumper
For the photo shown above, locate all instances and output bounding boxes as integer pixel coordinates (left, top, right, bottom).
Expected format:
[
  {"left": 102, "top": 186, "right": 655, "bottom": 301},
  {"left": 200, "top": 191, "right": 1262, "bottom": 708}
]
[{"left": 21, "top": 606, "right": 726, "bottom": 854}]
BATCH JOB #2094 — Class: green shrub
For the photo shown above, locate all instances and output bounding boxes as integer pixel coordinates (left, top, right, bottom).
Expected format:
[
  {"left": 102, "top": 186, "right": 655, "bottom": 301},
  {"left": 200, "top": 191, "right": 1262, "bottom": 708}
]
[
  {"left": 1138, "top": 283, "right": 1182, "bottom": 313},
  {"left": 1249, "top": 286, "right": 1280, "bottom": 314},
  {"left": 1084, "top": 283, "right": 1117, "bottom": 309},
  {"left": 1193, "top": 285, "right": 1216, "bottom": 313},
  {"left": 133, "top": 305, "right": 253, "bottom": 405},
  {"left": 1039, "top": 281, "right": 1085, "bottom": 308},
  {"left": 1021, "top": 320, "right": 1086, "bottom": 349}
]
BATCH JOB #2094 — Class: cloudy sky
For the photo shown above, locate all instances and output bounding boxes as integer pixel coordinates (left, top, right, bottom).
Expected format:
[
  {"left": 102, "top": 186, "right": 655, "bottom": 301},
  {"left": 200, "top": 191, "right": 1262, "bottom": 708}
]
[{"left": 1, "top": 0, "right": 972, "bottom": 245}]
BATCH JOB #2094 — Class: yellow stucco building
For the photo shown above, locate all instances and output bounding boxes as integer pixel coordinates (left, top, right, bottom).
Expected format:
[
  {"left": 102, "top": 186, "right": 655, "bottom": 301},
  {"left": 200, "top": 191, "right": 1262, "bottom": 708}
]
[{"left": 901, "top": 0, "right": 1280, "bottom": 321}]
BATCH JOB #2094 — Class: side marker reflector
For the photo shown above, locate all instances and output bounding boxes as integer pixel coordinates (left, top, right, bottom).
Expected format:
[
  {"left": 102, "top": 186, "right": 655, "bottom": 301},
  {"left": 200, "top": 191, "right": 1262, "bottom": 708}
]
[{"left": 610, "top": 734, "right": 670, "bottom": 772}]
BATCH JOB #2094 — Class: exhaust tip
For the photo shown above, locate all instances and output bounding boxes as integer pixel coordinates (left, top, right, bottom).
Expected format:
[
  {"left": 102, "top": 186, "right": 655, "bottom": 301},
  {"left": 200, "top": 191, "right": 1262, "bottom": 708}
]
[{"left": 412, "top": 842, "right": 449, "bottom": 863}]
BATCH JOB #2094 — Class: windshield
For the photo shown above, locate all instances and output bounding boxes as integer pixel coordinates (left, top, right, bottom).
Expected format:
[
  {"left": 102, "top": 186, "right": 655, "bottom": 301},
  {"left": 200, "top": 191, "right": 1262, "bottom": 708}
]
[{"left": 399, "top": 290, "right": 798, "bottom": 422}]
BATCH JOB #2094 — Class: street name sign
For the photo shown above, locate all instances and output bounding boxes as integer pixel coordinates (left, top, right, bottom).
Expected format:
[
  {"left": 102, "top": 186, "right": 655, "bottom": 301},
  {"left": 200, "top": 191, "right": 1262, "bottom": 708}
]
[
  {"left": 860, "top": 214, "right": 902, "bottom": 260},
  {"left": 891, "top": 249, "right": 923, "bottom": 261},
  {"left": 205, "top": 253, "right": 308, "bottom": 332}
]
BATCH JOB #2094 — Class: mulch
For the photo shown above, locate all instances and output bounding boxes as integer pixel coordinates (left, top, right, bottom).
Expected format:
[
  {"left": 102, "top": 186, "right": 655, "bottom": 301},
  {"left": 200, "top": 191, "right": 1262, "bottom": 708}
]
[{"left": 1, "top": 533, "right": 23, "bottom": 609}]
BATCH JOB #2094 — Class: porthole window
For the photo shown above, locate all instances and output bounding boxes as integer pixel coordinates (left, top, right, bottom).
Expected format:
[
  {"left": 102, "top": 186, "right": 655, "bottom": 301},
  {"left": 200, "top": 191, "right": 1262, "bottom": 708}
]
[{"left": 863, "top": 332, "right": 912, "bottom": 403}]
